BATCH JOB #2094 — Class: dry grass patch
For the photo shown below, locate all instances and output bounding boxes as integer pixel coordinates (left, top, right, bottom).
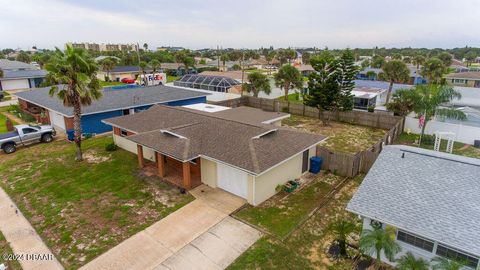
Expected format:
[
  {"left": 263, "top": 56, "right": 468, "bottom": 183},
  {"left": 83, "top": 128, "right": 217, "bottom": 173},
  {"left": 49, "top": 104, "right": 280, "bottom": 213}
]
[{"left": 282, "top": 115, "right": 387, "bottom": 154}]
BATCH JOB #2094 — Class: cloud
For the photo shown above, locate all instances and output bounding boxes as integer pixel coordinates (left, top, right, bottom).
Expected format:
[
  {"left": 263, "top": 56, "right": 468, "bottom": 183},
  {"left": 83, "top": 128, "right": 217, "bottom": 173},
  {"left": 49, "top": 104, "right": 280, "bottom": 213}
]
[{"left": 0, "top": 0, "right": 479, "bottom": 49}]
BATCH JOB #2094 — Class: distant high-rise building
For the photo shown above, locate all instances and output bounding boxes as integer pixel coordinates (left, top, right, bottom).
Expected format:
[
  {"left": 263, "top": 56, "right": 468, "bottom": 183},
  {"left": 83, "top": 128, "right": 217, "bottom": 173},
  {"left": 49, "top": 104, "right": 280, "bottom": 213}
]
[{"left": 66, "top": 42, "right": 138, "bottom": 52}]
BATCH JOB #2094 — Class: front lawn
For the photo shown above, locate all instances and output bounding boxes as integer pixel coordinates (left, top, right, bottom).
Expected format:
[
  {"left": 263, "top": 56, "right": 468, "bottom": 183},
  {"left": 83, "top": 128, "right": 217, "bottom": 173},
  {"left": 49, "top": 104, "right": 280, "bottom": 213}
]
[
  {"left": 167, "top": 75, "right": 180, "bottom": 82},
  {"left": 0, "top": 113, "right": 17, "bottom": 133},
  {"left": 276, "top": 93, "right": 303, "bottom": 103},
  {"left": 395, "top": 133, "right": 480, "bottom": 159},
  {"left": 230, "top": 175, "right": 375, "bottom": 270},
  {"left": 0, "top": 230, "right": 23, "bottom": 270},
  {"left": 0, "top": 136, "right": 193, "bottom": 269},
  {"left": 99, "top": 81, "right": 126, "bottom": 87},
  {"left": 282, "top": 115, "right": 387, "bottom": 154},
  {"left": 235, "top": 173, "right": 344, "bottom": 239}
]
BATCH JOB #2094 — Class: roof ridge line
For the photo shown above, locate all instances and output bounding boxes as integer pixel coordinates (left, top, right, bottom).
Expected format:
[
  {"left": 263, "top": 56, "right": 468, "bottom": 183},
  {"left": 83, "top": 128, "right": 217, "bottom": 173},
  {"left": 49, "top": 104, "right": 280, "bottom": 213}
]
[{"left": 248, "top": 139, "right": 261, "bottom": 173}]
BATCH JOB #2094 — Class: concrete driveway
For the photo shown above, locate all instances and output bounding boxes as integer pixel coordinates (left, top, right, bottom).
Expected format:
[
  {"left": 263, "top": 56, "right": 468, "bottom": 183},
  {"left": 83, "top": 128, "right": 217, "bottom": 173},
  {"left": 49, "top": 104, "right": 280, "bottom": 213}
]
[{"left": 81, "top": 185, "right": 261, "bottom": 270}]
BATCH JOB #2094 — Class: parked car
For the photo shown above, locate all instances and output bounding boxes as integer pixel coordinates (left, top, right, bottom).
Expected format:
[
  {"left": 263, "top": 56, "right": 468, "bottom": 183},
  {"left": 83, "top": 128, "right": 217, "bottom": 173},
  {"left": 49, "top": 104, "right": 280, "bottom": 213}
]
[
  {"left": 121, "top": 78, "right": 136, "bottom": 84},
  {"left": 0, "top": 124, "right": 56, "bottom": 154}
]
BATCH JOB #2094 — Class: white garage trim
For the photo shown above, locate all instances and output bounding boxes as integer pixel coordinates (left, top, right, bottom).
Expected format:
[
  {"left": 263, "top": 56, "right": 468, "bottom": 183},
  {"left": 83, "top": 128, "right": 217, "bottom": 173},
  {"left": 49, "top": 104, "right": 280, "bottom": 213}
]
[
  {"left": 49, "top": 110, "right": 66, "bottom": 130},
  {"left": 217, "top": 163, "right": 248, "bottom": 199}
]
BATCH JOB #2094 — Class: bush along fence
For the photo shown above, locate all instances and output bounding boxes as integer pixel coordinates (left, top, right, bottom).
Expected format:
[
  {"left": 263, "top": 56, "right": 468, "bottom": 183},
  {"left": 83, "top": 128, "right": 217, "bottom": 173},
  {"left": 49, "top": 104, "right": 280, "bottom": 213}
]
[{"left": 211, "top": 96, "right": 405, "bottom": 177}]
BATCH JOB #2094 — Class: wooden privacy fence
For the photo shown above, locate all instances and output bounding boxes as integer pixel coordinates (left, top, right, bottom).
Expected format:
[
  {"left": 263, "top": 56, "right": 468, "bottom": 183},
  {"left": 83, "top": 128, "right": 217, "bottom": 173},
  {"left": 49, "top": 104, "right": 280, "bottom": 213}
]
[{"left": 210, "top": 96, "right": 405, "bottom": 177}]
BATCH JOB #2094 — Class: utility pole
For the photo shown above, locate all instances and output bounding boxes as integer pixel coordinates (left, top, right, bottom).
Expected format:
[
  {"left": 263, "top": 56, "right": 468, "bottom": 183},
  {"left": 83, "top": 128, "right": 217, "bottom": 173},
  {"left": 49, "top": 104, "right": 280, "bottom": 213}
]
[{"left": 217, "top": 45, "right": 220, "bottom": 70}]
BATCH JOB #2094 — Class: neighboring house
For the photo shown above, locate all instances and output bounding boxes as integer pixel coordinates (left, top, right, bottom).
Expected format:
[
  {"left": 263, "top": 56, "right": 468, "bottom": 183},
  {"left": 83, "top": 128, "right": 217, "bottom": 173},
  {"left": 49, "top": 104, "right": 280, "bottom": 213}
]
[
  {"left": 356, "top": 65, "right": 427, "bottom": 85},
  {"left": 445, "top": 72, "right": 480, "bottom": 88},
  {"left": 103, "top": 105, "right": 324, "bottom": 205},
  {"left": 356, "top": 67, "right": 383, "bottom": 80},
  {"left": 66, "top": 42, "right": 139, "bottom": 52},
  {"left": 174, "top": 73, "right": 241, "bottom": 93},
  {"left": 94, "top": 56, "right": 121, "bottom": 62},
  {"left": 352, "top": 87, "right": 387, "bottom": 110},
  {"left": 97, "top": 66, "right": 153, "bottom": 82},
  {"left": 295, "top": 64, "right": 315, "bottom": 76},
  {"left": 354, "top": 79, "right": 413, "bottom": 93},
  {"left": 0, "top": 59, "right": 47, "bottom": 91},
  {"left": 407, "top": 65, "right": 428, "bottom": 85},
  {"left": 14, "top": 85, "right": 209, "bottom": 134},
  {"left": 347, "top": 145, "right": 480, "bottom": 269}
]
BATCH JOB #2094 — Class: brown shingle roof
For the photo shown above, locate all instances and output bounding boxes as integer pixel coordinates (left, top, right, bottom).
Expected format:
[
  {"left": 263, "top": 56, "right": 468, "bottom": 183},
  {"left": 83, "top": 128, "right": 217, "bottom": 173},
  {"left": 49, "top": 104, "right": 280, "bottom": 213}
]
[
  {"left": 104, "top": 105, "right": 325, "bottom": 175},
  {"left": 445, "top": 71, "right": 480, "bottom": 80}
]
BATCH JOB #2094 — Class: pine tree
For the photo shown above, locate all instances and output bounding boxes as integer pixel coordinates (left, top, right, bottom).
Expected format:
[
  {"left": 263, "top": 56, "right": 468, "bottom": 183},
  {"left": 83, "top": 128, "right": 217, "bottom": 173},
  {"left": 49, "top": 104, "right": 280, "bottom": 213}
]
[{"left": 336, "top": 49, "right": 356, "bottom": 110}]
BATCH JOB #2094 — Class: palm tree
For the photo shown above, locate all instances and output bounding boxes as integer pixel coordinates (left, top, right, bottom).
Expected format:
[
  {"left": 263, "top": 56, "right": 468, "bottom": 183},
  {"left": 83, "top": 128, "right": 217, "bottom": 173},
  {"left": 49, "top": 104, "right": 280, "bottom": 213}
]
[
  {"left": 413, "top": 55, "right": 426, "bottom": 69},
  {"left": 46, "top": 45, "right": 102, "bottom": 161},
  {"left": 243, "top": 71, "right": 271, "bottom": 97},
  {"left": 431, "top": 256, "right": 467, "bottom": 270},
  {"left": 220, "top": 54, "right": 229, "bottom": 70},
  {"left": 138, "top": 61, "right": 148, "bottom": 86},
  {"left": 0, "top": 68, "right": 3, "bottom": 78},
  {"left": 359, "top": 228, "right": 401, "bottom": 268},
  {"left": 100, "top": 58, "right": 116, "bottom": 82},
  {"left": 382, "top": 60, "right": 410, "bottom": 103},
  {"left": 396, "top": 252, "right": 429, "bottom": 270},
  {"left": 409, "top": 84, "right": 466, "bottom": 146},
  {"left": 143, "top": 43, "right": 148, "bottom": 51},
  {"left": 274, "top": 64, "right": 304, "bottom": 101},
  {"left": 328, "top": 219, "right": 357, "bottom": 257},
  {"left": 420, "top": 57, "right": 447, "bottom": 84},
  {"left": 149, "top": 59, "right": 161, "bottom": 73}
]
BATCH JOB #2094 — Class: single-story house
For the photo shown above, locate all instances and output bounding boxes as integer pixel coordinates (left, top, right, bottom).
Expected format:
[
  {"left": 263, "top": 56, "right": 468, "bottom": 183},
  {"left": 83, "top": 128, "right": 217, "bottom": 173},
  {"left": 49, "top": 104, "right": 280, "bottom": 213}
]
[
  {"left": 347, "top": 145, "right": 480, "bottom": 269},
  {"left": 295, "top": 64, "right": 315, "bottom": 76},
  {"left": 14, "top": 85, "right": 209, "bottom": 134},
  {"left": 97, "top": 66, "right": 154, "bottom": 82},
  {"left": 103, "top": 105, "right": 324, "bottom": 205},
  {"left": 445, "top": 72, "right": 480, "bottom": 88},
  {"left": 0, "top": 59, "right": 47, "bottom": 91},
  {"left": 352, "top": 87, "right": 387, "bottom": 110}
]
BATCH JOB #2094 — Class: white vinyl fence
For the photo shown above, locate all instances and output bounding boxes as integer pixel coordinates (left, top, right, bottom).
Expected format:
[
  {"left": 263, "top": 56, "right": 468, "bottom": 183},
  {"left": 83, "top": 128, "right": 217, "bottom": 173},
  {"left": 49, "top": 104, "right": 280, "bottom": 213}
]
[{"left": 404, "top": 116, "right": 480, "bottom": 145}]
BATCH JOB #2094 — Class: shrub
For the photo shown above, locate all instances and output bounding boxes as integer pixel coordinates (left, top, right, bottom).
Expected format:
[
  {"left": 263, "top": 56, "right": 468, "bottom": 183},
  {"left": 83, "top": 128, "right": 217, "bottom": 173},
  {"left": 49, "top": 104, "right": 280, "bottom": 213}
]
[
  {"left": 367, "top": 106, "right": 375, "bottom": 112},
  {"left": 105, "top": 142, "right": 118, "bottom": 152}
]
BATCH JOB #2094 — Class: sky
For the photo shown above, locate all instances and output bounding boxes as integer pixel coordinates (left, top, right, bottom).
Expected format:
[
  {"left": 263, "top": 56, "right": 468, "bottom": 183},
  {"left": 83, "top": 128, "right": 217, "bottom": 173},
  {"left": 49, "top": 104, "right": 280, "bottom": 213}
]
[{"left": 1, "top": 0, "right": 480, "bottom": 50}]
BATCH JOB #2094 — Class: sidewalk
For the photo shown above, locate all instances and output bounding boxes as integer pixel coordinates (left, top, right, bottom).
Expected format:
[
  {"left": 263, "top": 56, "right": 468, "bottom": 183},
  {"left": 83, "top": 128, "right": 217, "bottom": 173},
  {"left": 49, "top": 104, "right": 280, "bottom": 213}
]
[{"left": 0, "top": 188, "right": 63, "bottom": 270}]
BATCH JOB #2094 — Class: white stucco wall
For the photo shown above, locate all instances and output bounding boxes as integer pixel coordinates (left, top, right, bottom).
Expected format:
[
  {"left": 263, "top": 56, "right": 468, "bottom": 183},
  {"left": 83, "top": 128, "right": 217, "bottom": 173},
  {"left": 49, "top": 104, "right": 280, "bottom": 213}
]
[
  {"left": 200, "top": 158, "right": 217, "bottom": 188},
  {"left": 113, "top": 134, "right": 155, "bottom": 161}
]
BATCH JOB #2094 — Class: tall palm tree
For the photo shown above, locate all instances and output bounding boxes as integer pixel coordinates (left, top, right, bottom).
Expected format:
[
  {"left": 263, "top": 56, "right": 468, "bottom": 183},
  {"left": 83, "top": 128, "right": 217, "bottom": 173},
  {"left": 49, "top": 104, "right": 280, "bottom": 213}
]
[
  {"left": 138, "top": 61, "right": 148, "bottom": 86},
  {"left": 274, "top": 64, "right": 304, "bottom": 101},
  {"left": 396, "top": 252, "right": 429, "bottom": 270},
  {"left": 243, "top": 71, "right": 271, "bottom": 97},
  {"left": 46, "top": 45, "right": 102, "bottom": 161},
  {"left": 382, "top": 60, "right": 410, "bottom": 103},
  {"left": 420, "top": 57, "right": 447, "bottom": 84},
  {"left": 359, "top": 228, "right": 401, "bottom": 268},
  {"left": 328, "top": 219, "right": 357, "bottom": 257},
  {"left": 149, "top": 59, "right": 161, "bottom": 73},
  {"left": 431, "top": 256, "right": 467, "bottom": 270},
  {"left": 0, "top": 68, "right": 3, "bottom": 78},
  {"left": 409, "top": 84, "right": 466, "bottom": 146},
  {"left": 413, "top": 55, "right": 426, "bottom": 69},
  {"left": 100, "top": 58, "right": 116, "bottom": 82}
]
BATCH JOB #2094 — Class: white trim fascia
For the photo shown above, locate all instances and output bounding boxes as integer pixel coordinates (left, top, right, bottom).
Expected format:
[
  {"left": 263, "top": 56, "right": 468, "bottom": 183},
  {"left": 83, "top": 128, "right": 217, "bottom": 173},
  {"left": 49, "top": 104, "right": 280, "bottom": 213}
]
[
  {"left": 160, "top": 130, "right": 187, "bottom": 139},
  {"left": 252, "top": 129, "right": 278, "bottom": 139}
]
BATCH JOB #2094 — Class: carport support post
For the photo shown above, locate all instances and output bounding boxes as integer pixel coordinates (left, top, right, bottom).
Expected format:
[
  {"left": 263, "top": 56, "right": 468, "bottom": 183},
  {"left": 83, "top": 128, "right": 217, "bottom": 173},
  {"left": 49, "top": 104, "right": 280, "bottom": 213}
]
[
  {"left": 137, "top": 145, "right": 144, "bottom": 168},
  {"left": 182, "top": 162, "right": 191, "bottom": 189},
  {"left": 156, "top": 152, "right": 165, "bottom": 177}
]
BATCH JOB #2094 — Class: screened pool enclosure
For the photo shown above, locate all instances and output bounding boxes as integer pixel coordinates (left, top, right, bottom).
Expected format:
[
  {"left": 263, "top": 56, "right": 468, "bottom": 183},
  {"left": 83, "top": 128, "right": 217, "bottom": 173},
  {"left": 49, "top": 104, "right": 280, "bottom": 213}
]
[{"left": 173, "top": 74, "right": 240, "bottom": 93}]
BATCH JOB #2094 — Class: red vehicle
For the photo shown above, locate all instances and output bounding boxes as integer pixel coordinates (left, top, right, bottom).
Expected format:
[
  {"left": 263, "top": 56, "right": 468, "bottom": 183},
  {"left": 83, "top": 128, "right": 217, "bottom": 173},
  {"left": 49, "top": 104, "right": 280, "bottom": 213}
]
[{"left": 121, "top": 78, "right": 136, "bottom": 84}]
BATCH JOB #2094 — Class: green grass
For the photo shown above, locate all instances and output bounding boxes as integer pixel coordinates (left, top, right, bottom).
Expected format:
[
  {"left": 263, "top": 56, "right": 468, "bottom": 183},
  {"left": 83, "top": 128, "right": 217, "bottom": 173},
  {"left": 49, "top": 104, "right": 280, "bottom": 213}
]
[
  {"left": 231, "top": 175, "right": 369, "bottom": 270},
  {"left": 282, "top": 115, "right": 387, "bottom": 154},
  {"left": 0, "top": 230, "right": 23, "bottom": 270},
  {"left": 235, "top": 173, "right": 342, "bottom": 238},
  {"left": 395, "top": 133, "right": 480, "bottom": 159},
  {"left": 99, "top": 81, "right": 127, "bottom": 87},
  {"left": 0, "top": 136, "right": 194, "bottom": 269},
  {"left": 276, "top": 93, "right": 303, "bottom": 103},
  {"left": 167, "top": 75, "right": 180, "bottom": 82}
]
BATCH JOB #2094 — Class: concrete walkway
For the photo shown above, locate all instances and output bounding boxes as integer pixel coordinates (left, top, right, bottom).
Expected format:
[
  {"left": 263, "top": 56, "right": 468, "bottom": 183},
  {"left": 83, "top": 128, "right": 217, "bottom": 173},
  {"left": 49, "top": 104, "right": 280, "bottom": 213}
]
[
  {"left": 0, "top": 99, "right": 17, "bottom": 108},
  {"left": 0, "top": 188, "right": 63, "bottom": 270},
  {"left": 81, "top": 185, "right": 259, "bottom": 270}
]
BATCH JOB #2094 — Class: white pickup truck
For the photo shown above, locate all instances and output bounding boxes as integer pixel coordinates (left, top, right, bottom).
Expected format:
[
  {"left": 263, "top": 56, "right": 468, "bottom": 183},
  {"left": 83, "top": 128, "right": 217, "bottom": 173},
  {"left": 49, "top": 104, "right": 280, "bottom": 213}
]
[{"left": 0, "top": 124, "right": 56, "bottom": 154}]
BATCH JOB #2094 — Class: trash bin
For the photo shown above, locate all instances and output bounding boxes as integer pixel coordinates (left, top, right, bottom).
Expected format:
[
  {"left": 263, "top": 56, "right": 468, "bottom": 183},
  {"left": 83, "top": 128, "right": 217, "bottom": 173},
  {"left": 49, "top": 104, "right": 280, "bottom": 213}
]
[
  {"left": 309, "top": 156, "right": 322, "bottom": 174},
  {"left": 66, "top": 129, "right": 75, "bottom": 141}
]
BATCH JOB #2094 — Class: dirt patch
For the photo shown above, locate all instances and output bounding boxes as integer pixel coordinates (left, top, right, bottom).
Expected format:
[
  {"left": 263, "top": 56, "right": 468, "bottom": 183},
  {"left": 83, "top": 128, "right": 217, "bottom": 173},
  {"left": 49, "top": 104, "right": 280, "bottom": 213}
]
[{"left": 83, "top": 150, "right": 111, "bottom": 164}]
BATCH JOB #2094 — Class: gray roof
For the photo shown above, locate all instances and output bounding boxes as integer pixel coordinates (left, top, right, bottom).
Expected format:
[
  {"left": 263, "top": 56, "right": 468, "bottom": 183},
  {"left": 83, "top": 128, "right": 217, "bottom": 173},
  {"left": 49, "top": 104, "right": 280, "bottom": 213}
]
[
  {"left": 104, "top": 105, "right": 325, "bottom": 175},
  {"left": 0, "top": 69, "right": 47, "bottom": 80},
  {"left": 15, "top": 85, "right": 209, "bottom": 117},
  {"left": 354, "top": 80, "right": 413, "bottom": 93},
  {"left": 347, "top": 145, "right": 480, "bottom": 257},
  {"left": 0, "top": 59, "right": 38, "bottom": 70}
]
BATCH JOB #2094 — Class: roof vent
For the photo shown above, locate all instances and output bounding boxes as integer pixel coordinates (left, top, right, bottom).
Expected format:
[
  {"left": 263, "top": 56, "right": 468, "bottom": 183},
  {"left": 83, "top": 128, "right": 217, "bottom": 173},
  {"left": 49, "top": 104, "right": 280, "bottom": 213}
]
[
  {"left": 160, "top": 130, "right": 186, "bottom": 139},
  {"left": 401, "top": 153, "right": 405, "bottom": 158},
  {"left": 252, "top": 129, "right": 278, "bottom": 139}
]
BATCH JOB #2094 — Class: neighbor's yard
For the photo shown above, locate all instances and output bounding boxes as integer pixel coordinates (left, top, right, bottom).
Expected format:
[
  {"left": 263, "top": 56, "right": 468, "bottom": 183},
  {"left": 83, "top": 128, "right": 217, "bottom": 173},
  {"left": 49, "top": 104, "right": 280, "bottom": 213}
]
[
  {"left": 231, "top": 174, "right": 374, "bottom": 270},
  {"left": 0, "top": 136, "right": 193, "bottom": 269},
  {"left": 282, "top": 115, "right": 387, "bottom": 154},
  {"left": 99, "top": 81, "right": 126, "bottom": 87},
  {"left": 395, "top": 133, "right": 480, "bottom": 159},
  {"left": 0, "top": 230, "right": 23, "bottom": 270}
]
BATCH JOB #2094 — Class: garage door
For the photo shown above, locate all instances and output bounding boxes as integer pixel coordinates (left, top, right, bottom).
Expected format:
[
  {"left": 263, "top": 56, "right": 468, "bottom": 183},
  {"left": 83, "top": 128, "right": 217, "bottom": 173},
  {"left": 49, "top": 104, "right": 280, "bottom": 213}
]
[
  {"left": 1, "top": 79, "right": 30, "bottom": 91},
  {"left": 217, "top": 163, "right": 248, "bottom": 199},
  {"left": 49, "top": 110, "right": 66, "bottom": 130}
]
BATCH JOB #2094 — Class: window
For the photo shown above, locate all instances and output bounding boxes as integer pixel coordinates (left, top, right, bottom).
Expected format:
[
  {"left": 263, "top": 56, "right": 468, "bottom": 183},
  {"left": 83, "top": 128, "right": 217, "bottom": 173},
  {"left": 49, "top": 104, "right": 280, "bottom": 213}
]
[
  {"left": 436, "top": 245, "right": 479, "bottom": 269},
  {"left": 22, "top": 128, "right": 38, "bottom": 134},
  {"left": 120, "top": 130, "right": 128, "bottom": 137},
  {"left": 396, "top": 230, "right": 434, "bottom": 252}
]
